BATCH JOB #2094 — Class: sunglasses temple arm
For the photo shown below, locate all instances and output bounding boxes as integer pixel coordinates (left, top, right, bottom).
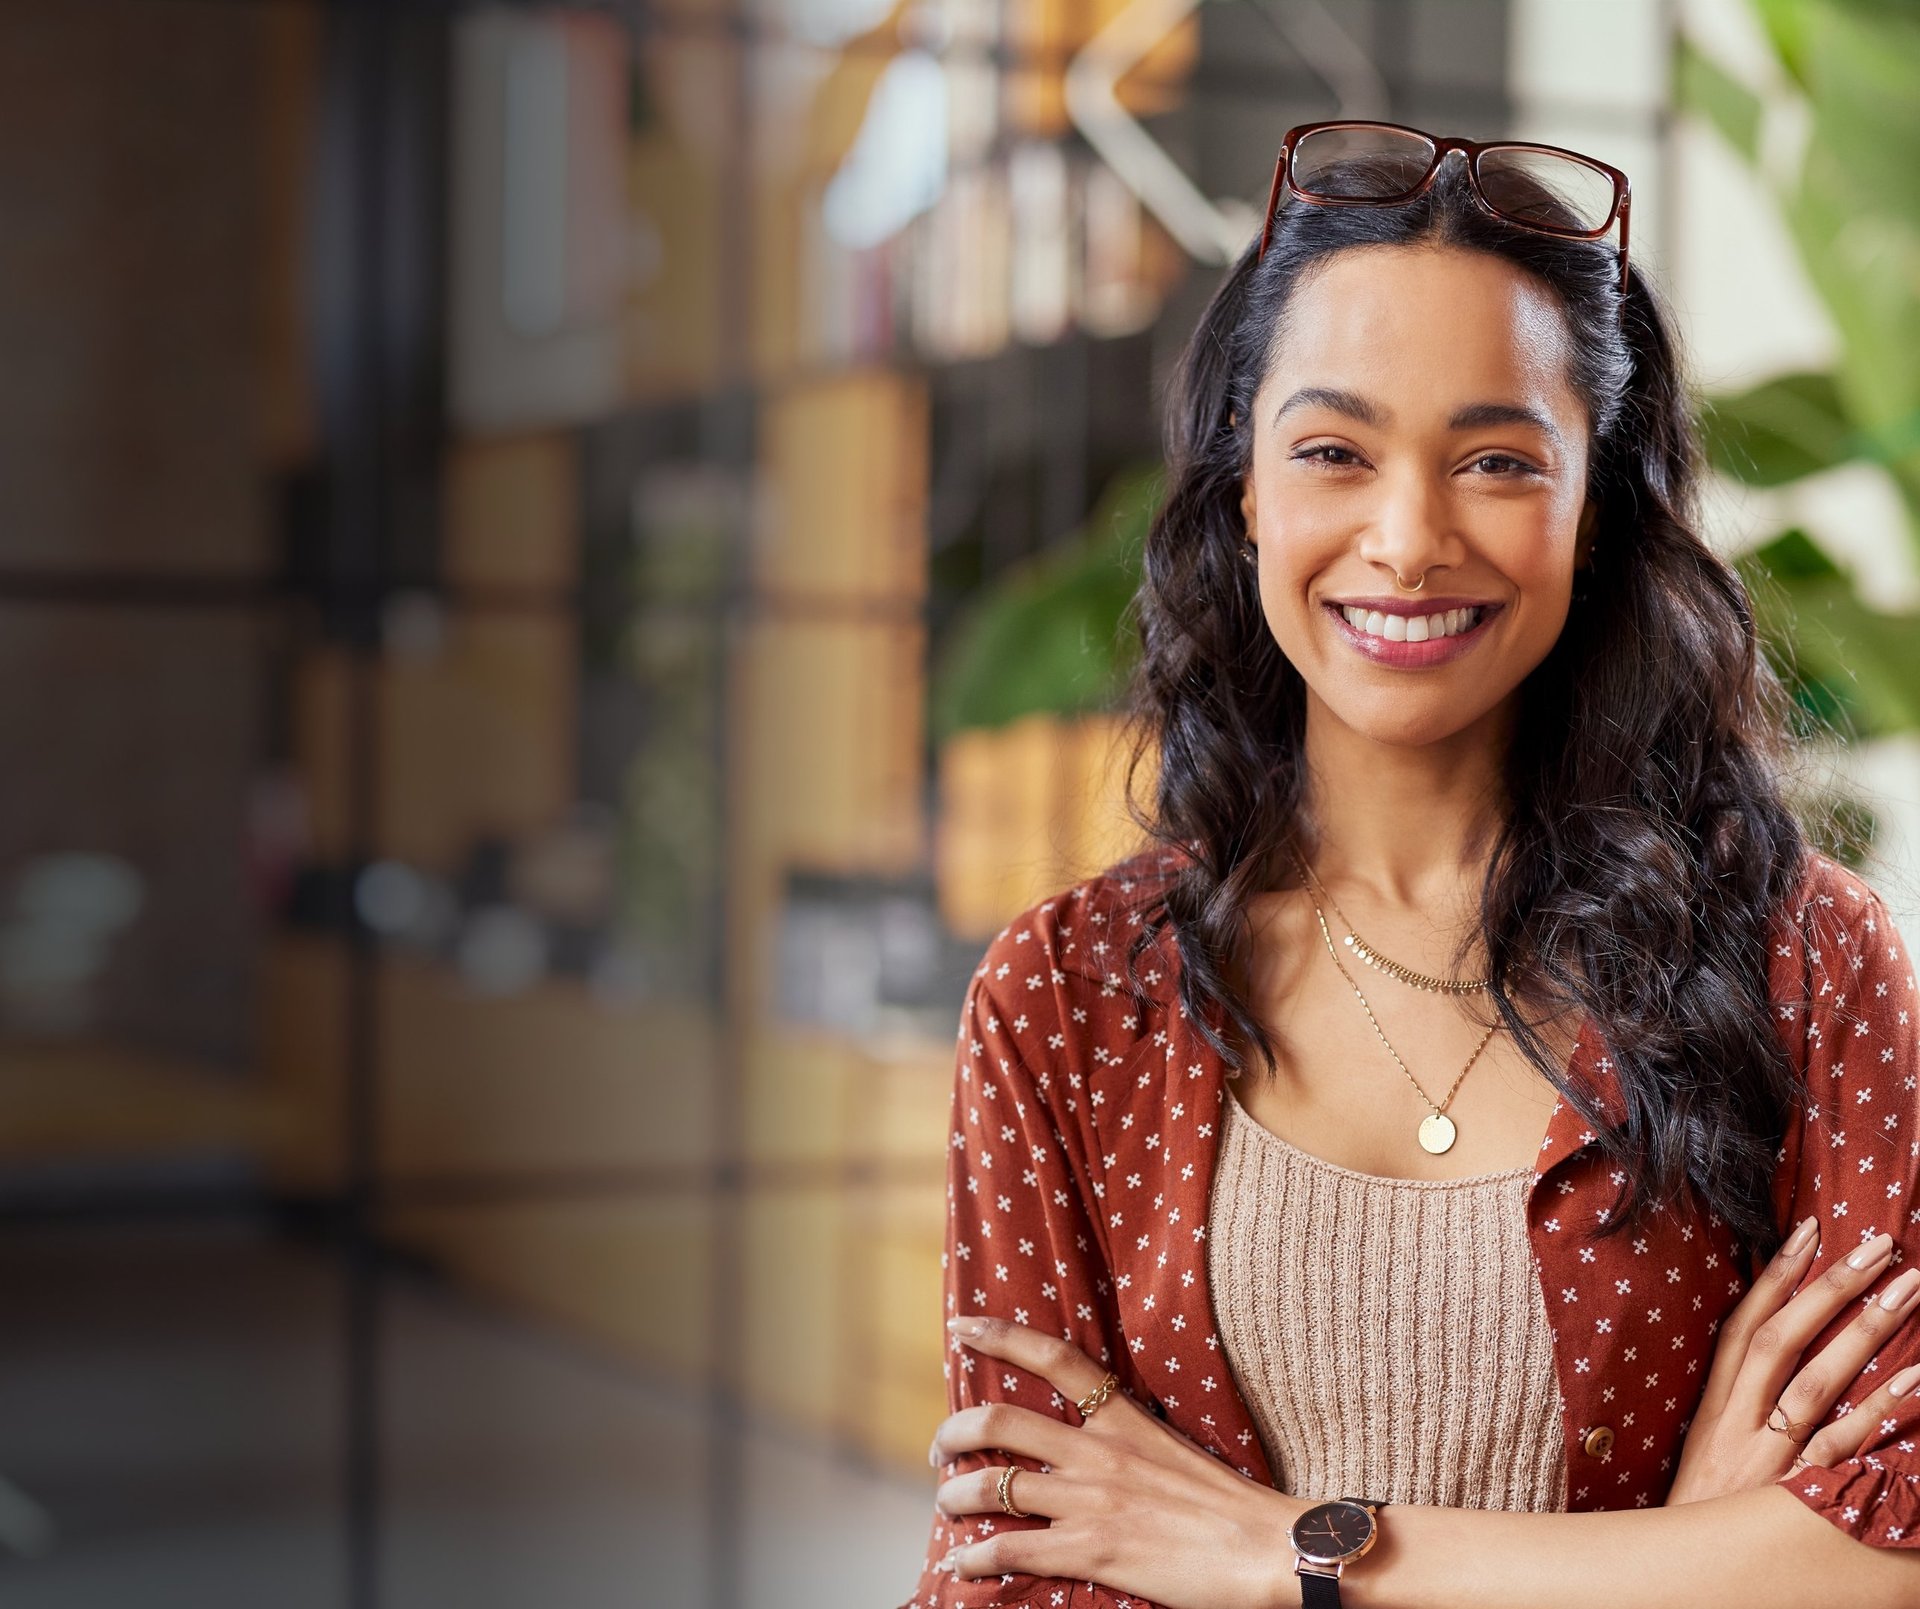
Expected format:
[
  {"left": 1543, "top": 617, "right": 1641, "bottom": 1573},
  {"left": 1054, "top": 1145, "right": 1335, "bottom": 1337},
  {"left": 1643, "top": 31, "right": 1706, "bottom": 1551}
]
[
  {"left": 1617, "top": 191, "right": 1631, "bottom": 301},
  {"left": 1256, "top": 152, "right": 1288, "bottom": 263}
]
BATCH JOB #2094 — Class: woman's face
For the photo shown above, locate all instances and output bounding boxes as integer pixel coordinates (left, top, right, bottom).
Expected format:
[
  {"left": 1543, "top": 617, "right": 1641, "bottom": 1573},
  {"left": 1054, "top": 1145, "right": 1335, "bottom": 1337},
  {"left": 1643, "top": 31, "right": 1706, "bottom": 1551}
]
[{"left": 1240, "top": 243, "right": 1598, "bottom": 753}]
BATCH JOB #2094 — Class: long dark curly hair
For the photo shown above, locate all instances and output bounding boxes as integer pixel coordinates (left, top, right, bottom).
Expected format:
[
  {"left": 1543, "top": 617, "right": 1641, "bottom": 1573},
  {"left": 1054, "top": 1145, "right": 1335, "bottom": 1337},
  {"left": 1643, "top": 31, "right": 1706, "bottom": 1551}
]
[{"left": 1111, "top": 155, "right": 1812, "bottom": 1260}]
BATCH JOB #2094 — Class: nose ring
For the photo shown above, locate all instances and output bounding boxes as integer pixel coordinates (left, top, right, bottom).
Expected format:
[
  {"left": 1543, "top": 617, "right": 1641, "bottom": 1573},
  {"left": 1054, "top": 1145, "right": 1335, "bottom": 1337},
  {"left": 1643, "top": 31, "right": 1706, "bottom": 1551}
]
[{"left": 1394, "top": 570, "right": 1426, "bottom": 592}]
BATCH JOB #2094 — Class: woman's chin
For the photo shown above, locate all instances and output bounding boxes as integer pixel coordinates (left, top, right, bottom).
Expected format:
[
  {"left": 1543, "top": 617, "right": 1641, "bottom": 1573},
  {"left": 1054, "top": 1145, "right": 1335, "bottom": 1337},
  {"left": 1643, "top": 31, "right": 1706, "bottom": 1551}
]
[{"left": 1302, "top": 683, "right": 1516, "bottom": 750}]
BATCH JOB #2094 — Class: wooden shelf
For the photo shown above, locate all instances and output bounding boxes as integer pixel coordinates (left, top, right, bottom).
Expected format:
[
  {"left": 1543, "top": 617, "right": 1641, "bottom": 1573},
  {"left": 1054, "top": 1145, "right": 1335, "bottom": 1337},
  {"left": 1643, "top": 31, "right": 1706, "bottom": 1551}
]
[{"left": 0, "top": 1038, "right": 286, "bottom": 1164}]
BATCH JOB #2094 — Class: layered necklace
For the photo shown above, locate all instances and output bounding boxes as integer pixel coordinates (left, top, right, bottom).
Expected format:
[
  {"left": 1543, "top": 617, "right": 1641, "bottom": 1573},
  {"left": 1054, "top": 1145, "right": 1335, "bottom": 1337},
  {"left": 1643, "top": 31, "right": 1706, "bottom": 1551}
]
[{"left": 1289, "top": 846, "right": 1497, "bottom": 1156}]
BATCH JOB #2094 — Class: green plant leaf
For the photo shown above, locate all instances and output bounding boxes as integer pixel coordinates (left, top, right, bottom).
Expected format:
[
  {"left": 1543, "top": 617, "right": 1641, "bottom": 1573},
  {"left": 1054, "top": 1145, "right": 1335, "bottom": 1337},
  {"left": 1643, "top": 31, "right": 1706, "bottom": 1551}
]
[
  {"left": 1697, "top": 372, "right": 1856, "bottom": 486},
  {"left": 1750, "top": 0, "right": 1814, "bottom": 88},
  {"left": 930, "top": 465, "right": 1161, "bottom": 741},
  {"left": 1737, "top": 526, "right": 1849, "bottom": 584},
  {"left": 1776, "top": 163, "right": 1920, "bottom": 526},
  {"left": 1674, "top": 36, "right": 1763, "bottom": 161},
  {"left": 1737, "top": 531, "right": 1920, "bottom": 738},
  {"left": 1783, "top": 6, "right": 1920, "bottom": 412}
]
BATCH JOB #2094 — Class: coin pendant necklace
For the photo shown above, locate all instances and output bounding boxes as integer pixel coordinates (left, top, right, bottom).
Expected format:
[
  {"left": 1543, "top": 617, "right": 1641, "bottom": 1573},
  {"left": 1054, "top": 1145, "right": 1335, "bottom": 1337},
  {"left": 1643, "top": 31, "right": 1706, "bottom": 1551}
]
[{"left": 1291, "top": 848, "right": 1498, "bottom": 1155}]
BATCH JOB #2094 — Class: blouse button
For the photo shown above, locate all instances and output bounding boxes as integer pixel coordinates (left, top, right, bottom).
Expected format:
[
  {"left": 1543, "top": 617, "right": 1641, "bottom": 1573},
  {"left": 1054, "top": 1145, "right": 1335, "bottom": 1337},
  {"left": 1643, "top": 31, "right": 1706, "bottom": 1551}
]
[{"left": 1583, "top": 1425, "right": 1616, "bottom": 1457}]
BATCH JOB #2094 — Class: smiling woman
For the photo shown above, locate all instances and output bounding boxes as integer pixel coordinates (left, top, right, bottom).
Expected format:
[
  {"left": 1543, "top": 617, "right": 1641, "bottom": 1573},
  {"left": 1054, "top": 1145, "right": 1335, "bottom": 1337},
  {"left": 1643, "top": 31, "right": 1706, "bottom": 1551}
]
[{"left": 898, "top": 125, "right": 1920, "bottom": 1609}]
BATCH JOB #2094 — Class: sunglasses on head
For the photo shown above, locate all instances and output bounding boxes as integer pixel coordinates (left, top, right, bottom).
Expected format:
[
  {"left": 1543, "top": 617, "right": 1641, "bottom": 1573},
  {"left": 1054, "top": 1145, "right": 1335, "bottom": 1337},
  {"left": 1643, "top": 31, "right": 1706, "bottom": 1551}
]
[{"left": 1256, "top": 119, "right": 1633, "bottom": 304}]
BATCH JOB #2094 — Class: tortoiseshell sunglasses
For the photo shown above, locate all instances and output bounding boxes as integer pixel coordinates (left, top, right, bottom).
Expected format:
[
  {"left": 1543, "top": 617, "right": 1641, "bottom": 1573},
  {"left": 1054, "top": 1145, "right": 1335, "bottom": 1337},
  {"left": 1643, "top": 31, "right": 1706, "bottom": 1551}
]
[{"left": 1256, "top": 119, "right": 1633, "bottom": 302}]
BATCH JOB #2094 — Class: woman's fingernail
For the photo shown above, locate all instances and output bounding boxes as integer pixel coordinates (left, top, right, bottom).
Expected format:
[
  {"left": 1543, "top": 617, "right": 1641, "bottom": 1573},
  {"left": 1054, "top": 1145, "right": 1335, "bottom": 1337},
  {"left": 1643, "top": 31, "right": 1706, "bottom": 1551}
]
[
  {"left": 1890, "top": 1364, "right": 1920, "bottom": 1397},
  {"left": 948, "top": 1316, "right": 986, "bottom": 1338},
  {"left": 1847, "top": 1233, "right": 1894, "bottom": 1270},
  {"left": 928, "top": 1441, "right": 941, "bottom": 1468},
  {"left": 1881, "top": 1269, "right": 1920, "bottom": 1311},
  {"left": 1784, "top": 1215, "right": 1818, "bottom": 1256},
  {"left": 936, "top": 1548, "right": 961, "bottom": 1574}
]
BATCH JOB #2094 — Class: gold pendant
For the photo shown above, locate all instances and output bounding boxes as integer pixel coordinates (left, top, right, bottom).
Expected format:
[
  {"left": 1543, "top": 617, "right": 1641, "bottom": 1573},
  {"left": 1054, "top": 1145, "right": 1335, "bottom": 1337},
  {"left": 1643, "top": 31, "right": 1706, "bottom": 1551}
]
[{"left": 1418, "top": 1111, "right": 1456, "bottom": 1154}]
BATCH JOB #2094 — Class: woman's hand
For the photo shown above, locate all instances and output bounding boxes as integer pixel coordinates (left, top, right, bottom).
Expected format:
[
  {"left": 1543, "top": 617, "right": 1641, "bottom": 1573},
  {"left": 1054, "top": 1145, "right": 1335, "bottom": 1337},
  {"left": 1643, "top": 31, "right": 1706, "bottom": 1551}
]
[
  {"left": 929, "top": 1315, "right": 1304, "bottom": 1608},
  {"left": 1666, "top": 1217, "right": 1920, "bottom": 1505}
]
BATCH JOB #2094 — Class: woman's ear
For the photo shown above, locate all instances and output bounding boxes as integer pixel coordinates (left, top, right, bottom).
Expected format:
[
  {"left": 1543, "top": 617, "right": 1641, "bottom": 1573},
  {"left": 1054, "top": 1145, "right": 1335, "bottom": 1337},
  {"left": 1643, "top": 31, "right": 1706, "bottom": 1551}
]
[
  {"left": 1230, "top": 409, "right": 1258, "bottom": 537},
  {"left": 1575, "top": 496, "right": 1599, "bottom": 568}
]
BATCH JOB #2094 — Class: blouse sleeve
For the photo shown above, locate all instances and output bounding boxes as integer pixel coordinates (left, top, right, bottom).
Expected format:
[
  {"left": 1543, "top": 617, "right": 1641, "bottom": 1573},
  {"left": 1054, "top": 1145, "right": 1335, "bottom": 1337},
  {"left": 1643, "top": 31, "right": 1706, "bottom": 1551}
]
[
  {"left": 1771, "top": 876, "right": 1920, "bottom": 1549},
  {"left": 899, "top": 925, "right": 1166, "bottom": 1609}
]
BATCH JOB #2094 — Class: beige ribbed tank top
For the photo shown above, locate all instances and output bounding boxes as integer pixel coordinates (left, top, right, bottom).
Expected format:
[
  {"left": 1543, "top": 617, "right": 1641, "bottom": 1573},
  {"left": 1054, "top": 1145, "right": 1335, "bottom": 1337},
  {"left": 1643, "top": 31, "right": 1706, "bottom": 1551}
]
[{"left": 1207, "top": 1090, "right": 1568, "bottom": 1511}]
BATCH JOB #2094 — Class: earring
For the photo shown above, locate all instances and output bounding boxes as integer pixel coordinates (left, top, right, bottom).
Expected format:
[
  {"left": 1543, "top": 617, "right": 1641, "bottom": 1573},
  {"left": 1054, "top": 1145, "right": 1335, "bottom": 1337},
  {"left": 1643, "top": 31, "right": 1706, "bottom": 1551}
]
[{"left": 1239, "top": 542, "right": 1256, "bottom": 564}]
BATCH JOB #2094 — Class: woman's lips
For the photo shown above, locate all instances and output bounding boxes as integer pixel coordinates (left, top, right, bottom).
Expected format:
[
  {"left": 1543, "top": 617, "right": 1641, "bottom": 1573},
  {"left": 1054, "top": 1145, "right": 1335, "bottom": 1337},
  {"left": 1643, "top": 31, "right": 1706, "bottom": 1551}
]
[{"left": 1322, "top": 601, "right": 1502, "bottom": 667}]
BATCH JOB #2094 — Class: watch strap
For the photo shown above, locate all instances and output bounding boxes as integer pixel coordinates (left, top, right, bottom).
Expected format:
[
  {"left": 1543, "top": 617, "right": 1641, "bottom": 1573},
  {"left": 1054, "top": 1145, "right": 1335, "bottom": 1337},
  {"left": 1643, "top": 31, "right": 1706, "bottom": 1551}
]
[{"left": 1299, "top": 1571, "right": 1343, "bottom": 1608}]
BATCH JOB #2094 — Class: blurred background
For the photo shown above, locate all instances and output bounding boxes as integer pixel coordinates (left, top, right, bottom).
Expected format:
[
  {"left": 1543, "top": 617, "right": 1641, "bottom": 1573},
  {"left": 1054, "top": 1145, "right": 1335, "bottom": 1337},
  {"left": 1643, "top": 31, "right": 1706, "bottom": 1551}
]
[{"left": 1, "top": 0, "right": 1918, "bottom": 1604}]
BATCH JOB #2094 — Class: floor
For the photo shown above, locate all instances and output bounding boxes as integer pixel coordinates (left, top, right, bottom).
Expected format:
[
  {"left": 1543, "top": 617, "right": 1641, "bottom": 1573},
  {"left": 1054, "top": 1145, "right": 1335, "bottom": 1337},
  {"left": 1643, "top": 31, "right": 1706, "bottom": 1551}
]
[{"left": 0, "top": 1221, "right": 932, "bottom": 1609}]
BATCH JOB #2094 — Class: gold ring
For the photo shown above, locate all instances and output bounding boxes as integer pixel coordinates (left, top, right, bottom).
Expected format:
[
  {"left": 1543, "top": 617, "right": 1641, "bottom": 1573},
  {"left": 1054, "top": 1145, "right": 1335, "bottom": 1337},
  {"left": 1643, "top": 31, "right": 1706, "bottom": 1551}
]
[
  {"left": 1766, "top": 1404, "right": 1816, "bottom": 1446},
  {"left": 1075, "top": 1371, "right": 1118, "bottom": 1421},
  {"left": 996, "top": 1463, "right": 1030, "bottom": 1519}
]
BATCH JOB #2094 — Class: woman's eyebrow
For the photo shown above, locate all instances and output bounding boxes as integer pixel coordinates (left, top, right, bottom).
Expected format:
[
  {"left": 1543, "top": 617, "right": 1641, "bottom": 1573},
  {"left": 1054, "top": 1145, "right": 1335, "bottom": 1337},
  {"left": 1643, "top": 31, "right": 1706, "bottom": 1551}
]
[
  {"left": 1450, "top": 399, "right": 1565, "bottom": 450},
  {"left": 1272, "top": 386, "right": 1564, "bottom": 450}
]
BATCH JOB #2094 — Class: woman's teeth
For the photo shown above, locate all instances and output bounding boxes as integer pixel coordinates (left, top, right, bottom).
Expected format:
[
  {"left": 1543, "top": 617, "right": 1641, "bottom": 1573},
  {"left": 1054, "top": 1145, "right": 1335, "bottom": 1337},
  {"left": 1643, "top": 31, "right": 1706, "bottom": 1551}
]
[{"left": 1339, "top": 604, "right": 1485, "bottom": 643}]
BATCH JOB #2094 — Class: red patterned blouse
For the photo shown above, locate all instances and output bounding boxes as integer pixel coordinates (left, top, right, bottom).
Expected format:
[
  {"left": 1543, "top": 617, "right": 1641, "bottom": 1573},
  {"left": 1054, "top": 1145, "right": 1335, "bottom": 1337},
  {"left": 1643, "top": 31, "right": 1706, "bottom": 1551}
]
[{"left": 899, "top": 845, "right": 1920, "bottom": 1606}]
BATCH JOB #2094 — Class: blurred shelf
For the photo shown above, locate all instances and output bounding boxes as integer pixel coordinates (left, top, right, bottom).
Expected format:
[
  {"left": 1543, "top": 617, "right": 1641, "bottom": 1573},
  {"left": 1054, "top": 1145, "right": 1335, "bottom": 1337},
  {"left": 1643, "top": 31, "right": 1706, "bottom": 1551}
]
[{"left": 0, "top": 1038, "right": 288, "bottom": 1165}]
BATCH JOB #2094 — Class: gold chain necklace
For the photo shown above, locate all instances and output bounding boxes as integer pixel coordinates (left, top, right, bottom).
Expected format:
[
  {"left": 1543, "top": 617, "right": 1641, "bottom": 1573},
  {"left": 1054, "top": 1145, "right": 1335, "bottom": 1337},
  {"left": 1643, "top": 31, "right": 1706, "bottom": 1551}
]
[
  {"left": 1292, "top": 851, "right": 1490, "bottom": 994},
  {"left": 1291, "top": 850, "right": 1498, "bottom": 1155}
]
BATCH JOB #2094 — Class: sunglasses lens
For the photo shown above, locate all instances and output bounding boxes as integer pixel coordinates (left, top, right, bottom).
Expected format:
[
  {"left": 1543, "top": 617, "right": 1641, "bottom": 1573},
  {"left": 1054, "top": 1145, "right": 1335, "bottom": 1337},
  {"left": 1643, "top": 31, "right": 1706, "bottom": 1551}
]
[
  {"left": 1292, "top": 126, "right": 1434, "bottom": 199},
  {"left": 1475, "top": 146, "right": 1617, "bottom": 235}
]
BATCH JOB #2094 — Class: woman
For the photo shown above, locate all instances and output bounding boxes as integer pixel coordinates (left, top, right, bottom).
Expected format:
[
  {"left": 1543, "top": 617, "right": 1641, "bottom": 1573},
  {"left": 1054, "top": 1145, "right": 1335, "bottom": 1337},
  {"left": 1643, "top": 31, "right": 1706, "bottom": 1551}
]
[{"left": 900, "top": 124, "right": 1920, "bottom": 1608}]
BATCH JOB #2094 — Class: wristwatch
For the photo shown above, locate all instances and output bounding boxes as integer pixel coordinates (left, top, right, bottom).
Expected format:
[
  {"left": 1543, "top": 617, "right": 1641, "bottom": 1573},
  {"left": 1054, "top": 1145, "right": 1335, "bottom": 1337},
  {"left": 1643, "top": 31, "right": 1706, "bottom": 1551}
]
[{"left": 1288, "top": 1495, "right": 1386, "bottom": 1606}]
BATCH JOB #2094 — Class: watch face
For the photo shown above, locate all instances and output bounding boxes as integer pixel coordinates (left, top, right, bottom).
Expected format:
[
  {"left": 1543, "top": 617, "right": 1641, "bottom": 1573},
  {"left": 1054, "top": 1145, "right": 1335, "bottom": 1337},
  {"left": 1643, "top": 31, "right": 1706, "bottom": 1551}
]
[{"left": 1290, "top": 1500, "right": 1376, "bottom": 1565}]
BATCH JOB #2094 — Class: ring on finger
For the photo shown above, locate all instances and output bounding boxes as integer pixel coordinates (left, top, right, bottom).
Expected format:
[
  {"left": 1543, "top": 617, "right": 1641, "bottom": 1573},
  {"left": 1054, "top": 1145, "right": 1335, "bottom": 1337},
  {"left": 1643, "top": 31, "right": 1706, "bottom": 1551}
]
[
  {"left": 1766, "top": 1403, "right": 1817, "bottom": 1445},
  {"left": 1075, "top": 1371, "right": 1119, "bottom": 1421},
  {"left": 996, "top": 1464, "right": 1031, "bottom": 1519}
]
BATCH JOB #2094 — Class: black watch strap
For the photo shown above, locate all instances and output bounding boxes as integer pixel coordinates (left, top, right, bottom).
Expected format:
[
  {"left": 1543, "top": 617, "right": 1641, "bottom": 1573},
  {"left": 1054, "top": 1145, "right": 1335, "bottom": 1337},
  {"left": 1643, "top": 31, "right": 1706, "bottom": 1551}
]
[{"left": 1299, "top": 1571, "right": 1343, "bottom": 1608}]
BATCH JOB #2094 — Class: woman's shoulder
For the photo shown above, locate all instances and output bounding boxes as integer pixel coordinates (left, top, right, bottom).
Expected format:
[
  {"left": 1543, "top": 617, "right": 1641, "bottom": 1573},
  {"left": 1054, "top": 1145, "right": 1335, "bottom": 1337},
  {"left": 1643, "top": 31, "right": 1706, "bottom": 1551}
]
[
  {"left": 1770, "top": 847, "right": 1917, "bottom": 1085},
  {"left": 959, "top": 847, "right": 1194, "bottom": 1161},
  {"left": 1787, "top": 846, "right": 1885, "bottom": 925},
  {"left": 970, "top": 842, "right": 1191, "bottom": 1008},
  {"left": 1775, "top": 848, "right": 1912, "bottom": 984}
]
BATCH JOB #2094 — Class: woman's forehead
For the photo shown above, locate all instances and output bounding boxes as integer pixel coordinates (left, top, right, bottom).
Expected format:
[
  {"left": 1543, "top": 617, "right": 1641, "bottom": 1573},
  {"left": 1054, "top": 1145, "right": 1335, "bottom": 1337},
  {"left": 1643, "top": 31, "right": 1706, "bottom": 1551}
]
[{"left": 1262, "top": 244, "right": 1581, "bottom": 425}]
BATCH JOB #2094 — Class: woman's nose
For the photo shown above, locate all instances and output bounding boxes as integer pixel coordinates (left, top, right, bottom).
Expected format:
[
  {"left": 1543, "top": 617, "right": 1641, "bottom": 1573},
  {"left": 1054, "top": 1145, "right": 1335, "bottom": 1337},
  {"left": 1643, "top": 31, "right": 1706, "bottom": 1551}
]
[{"left": 1362, "top": 472, "right": 1460, "bottom": 577}]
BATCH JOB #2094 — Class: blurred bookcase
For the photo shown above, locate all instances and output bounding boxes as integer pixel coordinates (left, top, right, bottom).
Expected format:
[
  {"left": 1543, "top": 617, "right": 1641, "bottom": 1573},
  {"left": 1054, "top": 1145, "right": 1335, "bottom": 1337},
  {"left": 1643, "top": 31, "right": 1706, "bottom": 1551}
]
[
  {"left": 0, "top": 16, "right": 1241, "bottom": 1586},
  {"left": 238, "top": 0, "right": 1191, "bottom": 1495}
]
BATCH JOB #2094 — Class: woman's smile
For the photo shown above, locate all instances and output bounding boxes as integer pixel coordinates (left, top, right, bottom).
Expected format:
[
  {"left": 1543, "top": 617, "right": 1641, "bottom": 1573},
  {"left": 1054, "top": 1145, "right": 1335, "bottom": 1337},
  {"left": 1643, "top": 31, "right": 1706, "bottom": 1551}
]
[{"left": 1321, "top": 597, "right": 1505, "bottom": 668}]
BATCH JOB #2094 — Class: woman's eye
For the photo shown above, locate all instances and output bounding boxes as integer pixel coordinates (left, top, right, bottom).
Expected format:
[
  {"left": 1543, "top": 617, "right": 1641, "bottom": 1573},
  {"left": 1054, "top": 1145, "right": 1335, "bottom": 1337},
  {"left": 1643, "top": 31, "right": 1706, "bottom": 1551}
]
[
  {"left": 1292, "top": 445, "right": 1361, "bottom": 468},
  {"left": 1469, "top": 453, "right": 1538, "bottom": 477}
]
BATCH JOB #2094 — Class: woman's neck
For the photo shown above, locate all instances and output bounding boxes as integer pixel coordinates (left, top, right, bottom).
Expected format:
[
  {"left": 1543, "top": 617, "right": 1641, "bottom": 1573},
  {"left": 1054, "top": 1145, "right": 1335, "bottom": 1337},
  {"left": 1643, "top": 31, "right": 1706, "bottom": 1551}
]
[{"left": 1294, "top": 695, "right": 1512, "bottom": 912}]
